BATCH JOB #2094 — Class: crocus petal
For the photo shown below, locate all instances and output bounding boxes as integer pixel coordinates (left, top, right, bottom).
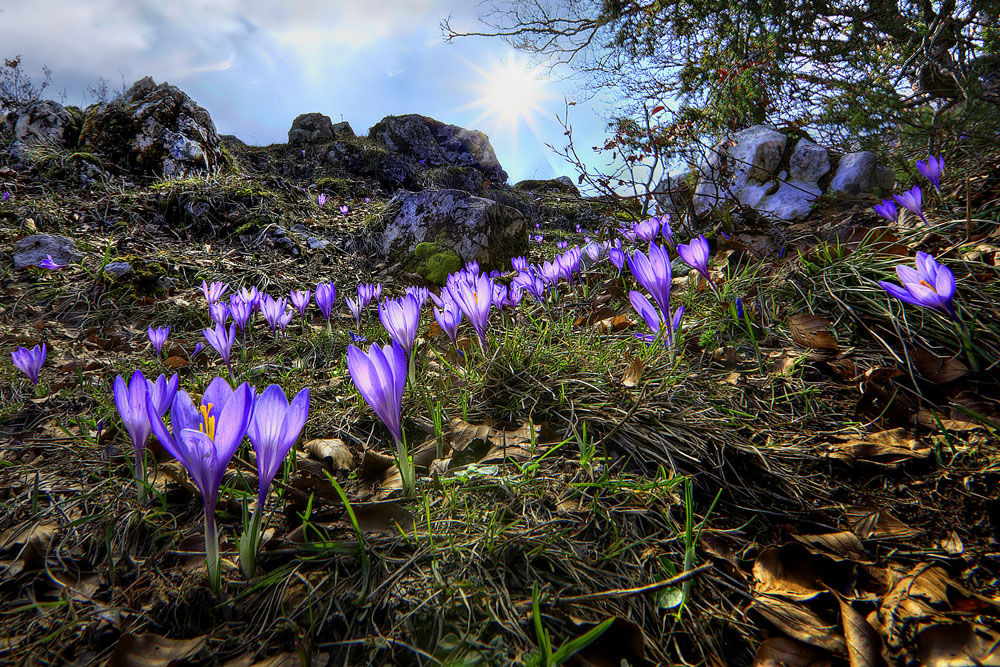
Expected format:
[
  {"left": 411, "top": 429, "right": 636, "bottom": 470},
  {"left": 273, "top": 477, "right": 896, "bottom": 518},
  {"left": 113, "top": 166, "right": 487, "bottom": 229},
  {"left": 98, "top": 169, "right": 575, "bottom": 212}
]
[{"left": 215, "top": 383, "right": 253, "bottom": 462}]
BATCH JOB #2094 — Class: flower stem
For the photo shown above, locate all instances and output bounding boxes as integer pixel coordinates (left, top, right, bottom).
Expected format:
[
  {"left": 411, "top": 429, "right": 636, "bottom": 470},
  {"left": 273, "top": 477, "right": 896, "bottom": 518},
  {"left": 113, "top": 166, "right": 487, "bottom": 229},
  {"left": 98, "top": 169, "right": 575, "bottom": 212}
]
[
  {"left": 396, "top": 431, "right": 415, "bottom": 497},
  {"left": 204, "top": 505, "right": 221, "bottom": 593},
  {"left": 955, "top": 319, "right": 980, "bottom": 372},
  {"left": 134, "top": 450, "right": 147, "bottom": 503}
]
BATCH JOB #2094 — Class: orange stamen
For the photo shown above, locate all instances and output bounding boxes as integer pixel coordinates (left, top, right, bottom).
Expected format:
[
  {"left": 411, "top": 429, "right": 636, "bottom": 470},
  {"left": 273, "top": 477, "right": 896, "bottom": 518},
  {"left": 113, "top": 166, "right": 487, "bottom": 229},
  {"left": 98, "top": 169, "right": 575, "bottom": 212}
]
[{"left": 199, "top": 403, "right": 216, "bottom": 440}]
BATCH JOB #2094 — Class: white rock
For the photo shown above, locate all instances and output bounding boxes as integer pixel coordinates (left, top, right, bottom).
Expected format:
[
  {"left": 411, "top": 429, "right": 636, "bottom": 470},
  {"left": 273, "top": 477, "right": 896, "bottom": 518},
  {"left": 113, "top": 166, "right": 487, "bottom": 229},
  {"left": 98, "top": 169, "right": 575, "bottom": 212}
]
[
  {"left": 788, "top": 139, "right": 830, "bottom": 182},
  {"left": 830, "top": 151, "right": 878, "bottom": 195}
]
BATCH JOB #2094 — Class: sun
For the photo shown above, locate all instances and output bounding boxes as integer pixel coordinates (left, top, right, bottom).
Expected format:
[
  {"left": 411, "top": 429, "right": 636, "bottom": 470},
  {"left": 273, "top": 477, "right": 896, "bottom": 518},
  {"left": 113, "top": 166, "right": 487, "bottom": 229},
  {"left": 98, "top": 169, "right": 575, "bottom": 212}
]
[{"left": 460, "top": 56, "right": 553, "bottom": 142}]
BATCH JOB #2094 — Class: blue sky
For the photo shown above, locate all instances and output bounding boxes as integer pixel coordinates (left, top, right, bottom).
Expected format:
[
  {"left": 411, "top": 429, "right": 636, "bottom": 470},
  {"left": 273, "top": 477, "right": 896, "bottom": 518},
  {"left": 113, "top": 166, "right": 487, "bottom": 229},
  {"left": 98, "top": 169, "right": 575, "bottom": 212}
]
[{"left": 0, "top": 0, "right": 617, "bottom": 184}]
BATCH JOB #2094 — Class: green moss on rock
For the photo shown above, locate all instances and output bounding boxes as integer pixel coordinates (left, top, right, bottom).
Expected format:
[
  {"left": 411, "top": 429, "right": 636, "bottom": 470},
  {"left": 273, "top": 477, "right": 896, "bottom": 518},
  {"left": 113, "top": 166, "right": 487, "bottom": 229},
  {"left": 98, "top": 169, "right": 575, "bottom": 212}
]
[{"left": 420, "top": 249, "right": 463, "bottom": 285}]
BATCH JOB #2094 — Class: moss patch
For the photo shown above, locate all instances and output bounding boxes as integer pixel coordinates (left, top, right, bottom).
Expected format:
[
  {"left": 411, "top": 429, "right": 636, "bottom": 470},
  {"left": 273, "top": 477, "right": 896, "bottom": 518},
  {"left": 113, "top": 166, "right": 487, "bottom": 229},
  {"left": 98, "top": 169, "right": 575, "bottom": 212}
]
[{"left": 410, "top": 241, "right": 463, "bottom": 285}]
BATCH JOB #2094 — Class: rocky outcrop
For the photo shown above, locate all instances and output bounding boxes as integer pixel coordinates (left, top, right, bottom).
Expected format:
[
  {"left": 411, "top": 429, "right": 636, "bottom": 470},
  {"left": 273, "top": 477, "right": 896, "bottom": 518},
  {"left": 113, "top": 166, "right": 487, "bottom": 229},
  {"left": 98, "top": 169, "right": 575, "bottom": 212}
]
[
  {"left": 669, "top": 125, "right": 895, "bottom": 222},
  {"left": 3, "top": 100, "right": 82, "bottom": 155},
  {"left": 379, "top": 189, "right": 527, "bottom": 271},
  {"left": 78, "top": 76, "right": 226, "bottom": 177},
  {"left": 369, "top": 114, "right": 508, "bottom": 183},
  {"left": 288, "top": 113, "right": 340, "bottom": 145},
  {"left": 324, "top": 141, "right": 419, "bottom": 189},
  {"left": 13, "top": 234, "right": 84, "bottom": 269},
  {"left": 513, "top": 176, "right": 581, "bottom": 197}
]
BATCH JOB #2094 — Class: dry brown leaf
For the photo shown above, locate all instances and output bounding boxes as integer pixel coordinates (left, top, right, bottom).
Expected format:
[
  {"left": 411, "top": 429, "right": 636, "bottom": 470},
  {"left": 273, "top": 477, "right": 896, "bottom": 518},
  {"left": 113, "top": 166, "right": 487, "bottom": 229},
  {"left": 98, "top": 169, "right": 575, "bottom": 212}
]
[
  {"left": 791, "top": 531, "right": 870, "bottom": 563},
  {"left": 303, "top": 438, "right": 355, "bottom": 471},
  {"left": 0, "top": 521, "right": 59, "bottom": 570},
  {"left": 880, "top": 564, "right": 1000, "bottom": 653},
  {"left": 752, "top": 637, "right": 832, "bottom": 667},
  {"left": 349, "top": 501, "right": 416, "bottom": 533},
  {"left": 753, "top": 546, "right": 827, "bottom": 601},
  {"left": 622, "top": 351, "right": 644, "bottom": 387},
  {"left": 833, "top": 590, "right": 886, "bottom": 667},
  {"left": 915, "top": 410, "right": 983, "bottom": 432},
  {"left": 445, "top": 418, "right": 538, "bottom": 453},
  {"left": 788, "top": 313, "right": 840, "bottom": 351},
  {"left": 107, "top": 632, "right": 207, "bottom": 667},
  {"left": 164, "top": 355, "right": 189, "bottom": 369},
  {"left": 910, "top": 348, "right": 969, "bottom": 384},
  {"left": 914, "top": 623, "right": 1000, "bottom": 666},
  {"left": 750, "top": 594, "right": 846, "bottom": 654},
  {"left": 823, "top": 429, "right": 931, "bottom": 467},
  {"left": 845, "top": 507, "right": 921, "bottom": 541}
]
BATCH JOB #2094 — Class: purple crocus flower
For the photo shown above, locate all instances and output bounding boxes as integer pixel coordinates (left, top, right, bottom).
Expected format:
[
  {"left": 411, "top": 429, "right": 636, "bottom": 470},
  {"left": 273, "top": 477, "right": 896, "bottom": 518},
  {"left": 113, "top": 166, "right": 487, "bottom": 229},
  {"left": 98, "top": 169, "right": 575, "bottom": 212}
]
[
  {"left": 512, "top": 256, "right": 528, "bottom": 272},
  {"left": 39, "top": 254, "right": 64, "bottom": 270},
  {"left": 260, "top": 294, "right": 287, "bottom": 337},
  {"left": 339, "top": 205, "right": 349, "bottom": 216},
  {"left": 247, "top": 385, "right": 309, "bottom": 510},
  {"left": 346, "top": 296, "right": 363, "bottom": 324},
  {"left": 290, "top": 289, "right": 311, "bottom": 317},
  {"left": 349, "top": 332, "right": 367, "bottom": 343},
  {"left": 192, "top": 342, "right": 205, "bottom": 358},
  {"left": 317, "top": 193, "right": 328, "bottom": 208},
  {"left": 201, "top": 280, "right": 229, "bottom": 305},
  {"left": 877, "top": 251, "right": 957, "bottom": 319},
  {"left": 346, "top": 340, "right": 412, "bottom": 493},
  {"left": 893, "top": 185, "right": 928, "bottom": 224},
  {"left": 2, "top": 191, "right": 9, "bottom": 201},
  {"left": 203, "top": 322, "right": 239, "bottom": 374},
  {"left": 659, "top": 216, "right": 674, "bottom": 246},
  {"left": 627, "top": 243, "right": 673, "bottom": 316},
  {"left": 113, "top": 370, "right": 178, "bottom": 499},
  {"left": 433, "top": 300, "right": 463, "bottom": 343},
  {"left": 609, "top": 247, "right": 625, "bottom": 276},
  {"left": 532, "top": 234, "right": 544, "bottom": 244},
  {"left": 229, "top": 295, "right": 252, "bottom": 334},
  {"left": 575, "top": 223, "right": 583, "bottom": 233},
  {"left": 378, "top": 295, "right": 421, "bottom": 358},
  {"left": 450, "top": 272, "right": 493, "bottom": 347},
  {"left": 301, "top": 149, "right": 306, "bottom": 159},
  {"left": 240, "top": 383, "right": 310, "bottom": 575},
  {"left": 492, "top": 283, "right": 509, "bottom": 308},
  {"left": 585, "top": 243, "right": 601, "bottom": 263},
  {"left": 405, "top": 285, "right": 430, "bottom": 309},
  {"left": 916, "top": 156, "right": 944, "bottom": 192},
  {"left": 315, "top": 282, "right": 336, "bottom": 321},
  {"left": 513, "top": 269, "right": 547, "bottom": 302},
  {"left": 676, "top": 235, "right": 712, "bottom": 283},
  {"left": 633, "top": 217, "right": 660, "bottom": 243},
  {"left": 873, "top": 199, "right": 899, "bottom": 223},
  {"left": 556, "top": 240, "right": 568, "bottom": 250},
  {"left": 209, "top": 302, "right": 229, "bottom": 327},
  {"left": 276, "top": 309, "right": 294, "bottom": 337},
  {"left": 11, "top": 343, "right": 46, "bottom": 385},
  {"left": 509, "top": 285, "right": 524, "bottom": 308},
  {"left": 735, "top": 297, "right": 744, "bottom": 320},
  {"left": 629, "top": 290, "right": 683, "bottom": 347},
  {"left": 239, "top": 286, "right": 261, "bottom": 313},
  {"left": 147, "top": 377, "right": 254, "bottom": 591},
  {"left": 148, "top": 326, "right": 169, "bottom": 358}
]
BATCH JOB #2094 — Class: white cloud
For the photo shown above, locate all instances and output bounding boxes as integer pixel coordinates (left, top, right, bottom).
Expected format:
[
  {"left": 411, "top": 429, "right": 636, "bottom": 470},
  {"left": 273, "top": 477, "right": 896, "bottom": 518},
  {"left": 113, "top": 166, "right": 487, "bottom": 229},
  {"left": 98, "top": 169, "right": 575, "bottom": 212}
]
[{"left": 0, "top": 0, "right": 446, "bottom": 86}]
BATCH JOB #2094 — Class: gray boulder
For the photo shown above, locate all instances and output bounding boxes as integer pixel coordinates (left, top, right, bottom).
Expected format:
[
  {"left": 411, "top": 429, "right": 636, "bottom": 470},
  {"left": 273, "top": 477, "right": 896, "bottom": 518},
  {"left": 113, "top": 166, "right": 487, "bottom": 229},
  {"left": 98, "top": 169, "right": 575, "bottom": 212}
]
[
  {"left": 13, "top": 234, "right": 84, "bottom": 269},
  {"left": 288, "top": 112, "right": 335, "bottom": 145},
  {"left": 4, "top": 100, "right": 79, "bottom": 153},
  {"left": 693, "top": 126, "right": 787, "bottom": 215},
  {"left": 369, "top": 114, "right": 508, "bottom": 183},
  {"left": 332, "top": 121, "right": 354, "bottom": 139},
  {"left": 79, "top": 76, "right": 225, "bottom": 177},
  {"left": 379, "top": 189, "right": 527, "bottom": 270},
  {"left": 830, "top": 151, "right": 895, "bottom": 195}
]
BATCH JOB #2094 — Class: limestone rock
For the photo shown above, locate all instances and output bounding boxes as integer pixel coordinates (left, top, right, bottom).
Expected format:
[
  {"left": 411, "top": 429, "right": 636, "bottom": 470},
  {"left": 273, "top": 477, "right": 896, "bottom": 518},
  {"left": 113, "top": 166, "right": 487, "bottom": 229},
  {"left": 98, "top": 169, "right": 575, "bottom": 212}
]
[
  {"left": 4, "top": 100, "right": 79, "bottom": 151},
  {"left": 693, "top": 126, "right": 786, "bottom": 215},
  {"left": 513, "top": 177, "right": 580, "bottom": 197},
  {"left": 324, "top": 140, "right": 418, "bottom": 190},
  {"left": 379, "top": 189, "right": 526, "bottom": 270},
  {"left": 788, "top": 139, "right": 830, "bottom": 183},
  {"left": 331, "top": 121, "right": 354, "bottom": 139},
  {"left": 288, "top": 113, "right": 335, "bottom": 145},
  {"left": 830, "top": 151, "right": 878, "bottom": 195},
  {"left": 13, "top": 234, "right": 84, "bottom": 269},
  {"left": 103, "top": 261, "right": 133, "bottom": 279},
  {"left": 369, "top": 114, "right": 508, "bottom": 183},
  {"left": 79, "top": 76, "right": 225, "bottom": 177},
  {"left": 652, "top": 175, "right": 690, "bottom": 213}
]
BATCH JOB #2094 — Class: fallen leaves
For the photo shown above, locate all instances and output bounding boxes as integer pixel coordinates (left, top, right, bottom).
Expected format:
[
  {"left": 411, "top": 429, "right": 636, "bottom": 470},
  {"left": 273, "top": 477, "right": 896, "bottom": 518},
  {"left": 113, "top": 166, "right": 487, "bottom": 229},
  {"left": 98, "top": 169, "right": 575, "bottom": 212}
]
[
  {"left": 788, "top": 313, "right": 840, "bottom": 351},
  {"left": 822, "top": 429, "right": 931, "bottom": 467}
]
